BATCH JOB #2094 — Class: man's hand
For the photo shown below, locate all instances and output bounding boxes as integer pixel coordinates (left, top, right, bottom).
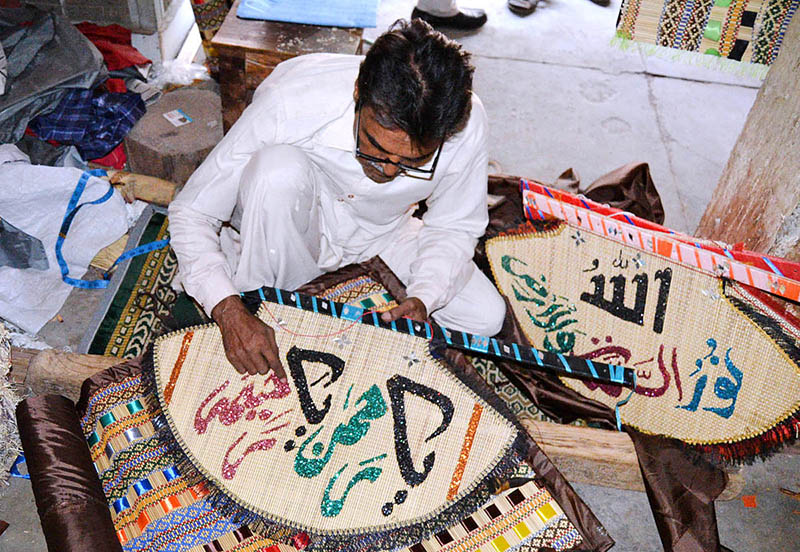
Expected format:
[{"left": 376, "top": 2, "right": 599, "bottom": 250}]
[
  {"left": 381, "top": 297, "right": 428, "bottom": 324},
  {"left": 212, "top": 295, "right": 286, "bottom": 379}
]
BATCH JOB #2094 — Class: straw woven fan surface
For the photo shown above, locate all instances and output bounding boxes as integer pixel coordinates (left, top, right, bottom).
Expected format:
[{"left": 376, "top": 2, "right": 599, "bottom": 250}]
[
  {"left": 149, "top": 288, "right": 530, "bottom": 551},
  {"left": 486, "top": 181, "right": 800, "bottom": 464}
]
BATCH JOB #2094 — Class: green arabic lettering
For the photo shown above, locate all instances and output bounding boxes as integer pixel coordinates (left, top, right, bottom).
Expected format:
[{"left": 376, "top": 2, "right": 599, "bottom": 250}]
[
  {"left": 320, "top": 464, "right": 383, "bottom": 517},
  {"left": 294, "top": 385, "right": 387, "bottom": 478},
  {"left": 545, "top": 331, "right": 575, "bottom": 354},
  {"left": 502, "top": 256, "right": 549, "bottom": 297}
]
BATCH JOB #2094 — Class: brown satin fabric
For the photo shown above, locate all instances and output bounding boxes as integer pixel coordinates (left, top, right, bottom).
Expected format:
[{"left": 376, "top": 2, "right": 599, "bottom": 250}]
[
  {"left": 480, "top": 173, "right": 729, "bottom": 552},
  {"left": 16, "top": 394, "right": 123, "bottom": 552},
  {"left": 630, "top": 431, "right": 729, "bottom": 552},
  {"left": 555, "top": 163, "right": 666, "bottom": 225}
]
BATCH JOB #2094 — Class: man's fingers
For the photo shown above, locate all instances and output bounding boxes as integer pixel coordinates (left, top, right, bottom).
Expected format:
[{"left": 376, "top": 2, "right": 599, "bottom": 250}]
[
  {"left": 265, "top": 349, "right": 286, "bottom": 380},
  {"left": 382, "top": 302, "right": 410, "bottom": 322}
]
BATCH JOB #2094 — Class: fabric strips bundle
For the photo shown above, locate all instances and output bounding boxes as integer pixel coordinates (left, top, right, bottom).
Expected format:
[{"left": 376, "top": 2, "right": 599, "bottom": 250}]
[
  {"left": 487, "top": 180, "right": 800, "bottom": 464},
  {"left": 615, "top": 0, "right": 798, "bottom": 77},
  {"left": 147, "top": 292, "right": 533, "bottom": 550}
]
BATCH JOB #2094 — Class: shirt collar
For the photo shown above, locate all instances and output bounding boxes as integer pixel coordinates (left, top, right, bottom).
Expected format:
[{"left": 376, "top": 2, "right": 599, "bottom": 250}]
[{"left": 312, "top": 99, "right": 357, "bottom": 153}]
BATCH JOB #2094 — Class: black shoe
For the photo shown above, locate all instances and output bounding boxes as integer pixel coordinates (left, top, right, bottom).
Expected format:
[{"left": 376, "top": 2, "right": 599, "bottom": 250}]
[
  {"left": 411, "top": 7, "right": 487, "bottom": 30},
  {"left": 507, "top": 0, "right": 538, "bottom": 15}
]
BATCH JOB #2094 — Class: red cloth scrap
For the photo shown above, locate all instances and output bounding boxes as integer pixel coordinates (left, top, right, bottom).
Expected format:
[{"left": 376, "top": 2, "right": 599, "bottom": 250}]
[
  {"left": 741, "top": 495, "right": 757, "bottom": 508},
  {"left": 91, "top": 143, "right": 126, "bottom": 170},
  {"left": 76, "top": 23, "right": 150, "bottom": 70}
]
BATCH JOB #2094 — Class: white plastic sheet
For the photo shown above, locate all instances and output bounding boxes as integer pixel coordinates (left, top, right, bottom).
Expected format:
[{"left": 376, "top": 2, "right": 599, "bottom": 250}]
[{"left": 0, "top": 145, "right": 128, "bottom": 333}]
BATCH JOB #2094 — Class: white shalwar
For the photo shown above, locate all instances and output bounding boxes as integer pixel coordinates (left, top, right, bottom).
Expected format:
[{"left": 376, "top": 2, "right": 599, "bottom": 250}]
[
  {"left": 416, "top": 0, "right": 459, "bottom": 17},
  {"left": 169, "top": 53, "right": 505, "bottom": 336}
]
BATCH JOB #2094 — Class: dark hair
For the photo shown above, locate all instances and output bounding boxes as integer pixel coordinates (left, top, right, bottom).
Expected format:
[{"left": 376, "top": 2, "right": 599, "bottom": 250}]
[{"left": 357, "top": 19, "right": 475, "bottom": 148}]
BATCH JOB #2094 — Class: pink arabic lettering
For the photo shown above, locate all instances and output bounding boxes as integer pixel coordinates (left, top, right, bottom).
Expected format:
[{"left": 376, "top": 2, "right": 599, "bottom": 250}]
[
  {"left": 194, "top": 372, "right": 293, "bottom": 480},
  {"left": 578, "top": 336, "right": 682, "bottom": 400},
  {"left": 195, "top": 372, "right": 291, "bottom": 434},
  {"left": 222, "top": 410, "right": 292, "bottom": 480}
]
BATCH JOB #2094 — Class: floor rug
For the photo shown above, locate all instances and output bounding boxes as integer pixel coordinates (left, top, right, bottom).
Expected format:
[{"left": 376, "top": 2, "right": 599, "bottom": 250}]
[
  {"left": 79, "top": 206, "right": 206, "bottom": 358},
  {"left": 616, "top": 0, "right": 798, "bottom": 76}
]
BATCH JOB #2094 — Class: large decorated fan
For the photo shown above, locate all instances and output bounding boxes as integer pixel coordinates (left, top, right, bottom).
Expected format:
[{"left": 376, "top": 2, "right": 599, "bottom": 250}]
[
  {"left": 487, "top": 181, "right": 800, "bottom": 463},
  {"left": 151, "top": 288, "right": 532, "bottom": 550}
]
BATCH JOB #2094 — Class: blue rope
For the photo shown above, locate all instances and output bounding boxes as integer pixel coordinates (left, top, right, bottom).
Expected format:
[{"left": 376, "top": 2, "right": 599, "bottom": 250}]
[
  {"left": 56, "top": 169, "right": 170, "bottom": 289},
  {"left": 614, "top": 372, "right": 637, "bottom": 431}
]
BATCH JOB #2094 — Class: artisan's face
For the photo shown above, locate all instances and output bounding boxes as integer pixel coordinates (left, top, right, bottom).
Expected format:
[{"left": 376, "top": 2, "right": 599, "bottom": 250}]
[{"left": 355, "top": 104, "right": 439, "bottom": 184}]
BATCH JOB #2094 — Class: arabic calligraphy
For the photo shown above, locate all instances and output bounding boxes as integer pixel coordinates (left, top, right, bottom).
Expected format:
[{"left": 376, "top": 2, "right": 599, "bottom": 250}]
[
  {"left": 677, "top": 339, "right": 743, "bottom": 419},
  {"left": 501, "top": 255, "right": 581, "bottom": 354},
  {"left": 581, "top": 273, "right": 648, "bottom": 325},
  {"left": 285, "top": 346, "right": 457, "bottom": 517},
  {"left": 579, "top": 337, "right": 681, "bottom": 399},
  {"left": 287, "top": 347, "right": 345, "bottom": 424},
  {"left": 580, "top": 268, "right": 672, "bottom": 332},
  {"left": 294, "top": 384, "right": 387, "bottom": 478},
  {"left": 387, "top": 375, "right": 454, "bottom": 487},
  {"left": 194, "top": 372, "right": 293, "bottom": 479}
]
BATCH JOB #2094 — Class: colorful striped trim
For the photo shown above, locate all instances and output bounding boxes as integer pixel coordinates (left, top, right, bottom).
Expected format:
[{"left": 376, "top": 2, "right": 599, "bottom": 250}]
[
  {"left": 122, "top": 498, "right": 238, "bottom": 552},
  {"left": 80, "top": 375, "right": 145, "bottom": 435},
  {"left": 522, "top": 186, "right": 800, "bottom": 302}
]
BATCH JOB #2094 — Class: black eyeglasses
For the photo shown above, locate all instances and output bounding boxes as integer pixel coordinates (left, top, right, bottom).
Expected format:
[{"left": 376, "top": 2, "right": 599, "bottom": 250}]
[{"left": 354, "top": 105, "right": 444, "bottom": 181}]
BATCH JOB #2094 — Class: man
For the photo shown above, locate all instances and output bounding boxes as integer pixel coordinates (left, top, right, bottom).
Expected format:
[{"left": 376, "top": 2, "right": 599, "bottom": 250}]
[{"left": 169, "top": 20, "right": 506, "bottom": 379}]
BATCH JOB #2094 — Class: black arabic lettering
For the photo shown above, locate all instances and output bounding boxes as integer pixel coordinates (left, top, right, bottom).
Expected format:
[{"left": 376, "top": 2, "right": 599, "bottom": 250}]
[
  {"left": 580, "top": 273, "right": 648, "bottom": 325},
  {"left": 652, "top": 268, "right": 672, "bottom": 334},
  {"left": 582, "top": 259, "right": 600, "bottom": 273},
  {"left": 387, "top": 375, "right": 454, "bottom": 487},
  {"left": 287, "top": 346, "right": 345, "bottom": 424},
  {"left": 612, "top": 250, "right": 629, "bottom": 269}
]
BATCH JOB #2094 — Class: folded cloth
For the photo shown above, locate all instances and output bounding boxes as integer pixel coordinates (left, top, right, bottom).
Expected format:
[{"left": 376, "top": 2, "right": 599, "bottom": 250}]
[
  {"left": 75, "top": 23, "right": 149, "bottom": 72},
  {"left": 29, "top": 88, "right": 144, "bottom": 160},
  {"left": 0, "top": 7, "right": 106, "bottom": 142}
]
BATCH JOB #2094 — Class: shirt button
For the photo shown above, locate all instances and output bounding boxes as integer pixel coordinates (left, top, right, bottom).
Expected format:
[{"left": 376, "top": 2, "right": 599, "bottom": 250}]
[
  {"left": 347, "top": 194, "right": 355, "bottom": 199},
  {"left": 337, "top": 197, "right": 344, "bottom": 202}
]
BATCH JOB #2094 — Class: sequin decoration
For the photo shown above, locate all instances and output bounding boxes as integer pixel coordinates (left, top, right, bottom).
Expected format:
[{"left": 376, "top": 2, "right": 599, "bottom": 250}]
[
  {"left": 164, "top": 331, "right": 193, "bottom": 404},
  {"left": 287, "top": 346, "right": 345, "bottom": 425},
  {"left": 387, "top": 374, "right": 455, "bottom": 487},
  {"left": 447, "top": 402, "right": 483, "bottom": 500}
]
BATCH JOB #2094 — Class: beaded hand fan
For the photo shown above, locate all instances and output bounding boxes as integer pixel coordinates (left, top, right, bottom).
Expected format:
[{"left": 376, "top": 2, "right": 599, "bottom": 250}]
[
  {"left": 150, "top": 287, "right": 531, "bottom": 550},
  {"left": 487, "top": 181, "right": 800, "bottom": 463}
]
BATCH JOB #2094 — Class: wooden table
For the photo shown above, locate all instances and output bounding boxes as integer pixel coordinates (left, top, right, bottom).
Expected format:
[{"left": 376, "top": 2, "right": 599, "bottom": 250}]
[{"left": 211, "top": 0, "right": 363, "bottom": 132}]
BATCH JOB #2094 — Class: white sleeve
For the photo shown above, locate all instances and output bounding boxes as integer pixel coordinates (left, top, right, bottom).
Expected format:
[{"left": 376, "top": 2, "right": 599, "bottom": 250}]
[
  {"left": 168, "top": 83, "right": 284, "bottom": 316},
  {"left": 405, "top": 98, "right": 489, "bottom": 313}
]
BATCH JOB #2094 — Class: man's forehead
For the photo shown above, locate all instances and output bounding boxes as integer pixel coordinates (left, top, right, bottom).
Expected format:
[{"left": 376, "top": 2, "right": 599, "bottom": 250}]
[{"left": 360, "top": 107, "right": 437, "bottom": 159}]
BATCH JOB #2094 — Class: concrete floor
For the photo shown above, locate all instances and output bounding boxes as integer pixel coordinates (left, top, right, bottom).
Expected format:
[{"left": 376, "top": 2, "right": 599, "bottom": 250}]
[{"left": 3, "top": 1, "right": 799, "bottom": 551}]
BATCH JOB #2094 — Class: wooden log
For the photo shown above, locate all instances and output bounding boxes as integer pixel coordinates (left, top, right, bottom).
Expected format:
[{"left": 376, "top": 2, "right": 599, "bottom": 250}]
[
  {"left": 107, "top": 170, "right": 178, "bottom": 207},
  {"left": 12, "top": 347, "right": 120, "bottom": 402},
  {"left": 124, "top": 88, "right": 223, "bottom": 188},
  {"left": 521, "top": 419, "right": 644, "bottom": 491},
  {"left": 695, "top": 14, "right": 800, "bottom": 262}
]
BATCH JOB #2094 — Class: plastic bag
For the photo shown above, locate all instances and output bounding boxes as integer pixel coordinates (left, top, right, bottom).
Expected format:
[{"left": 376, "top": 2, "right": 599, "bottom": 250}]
[{"left": 148, "top": 60, "right": 210, "bottom": 88}]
